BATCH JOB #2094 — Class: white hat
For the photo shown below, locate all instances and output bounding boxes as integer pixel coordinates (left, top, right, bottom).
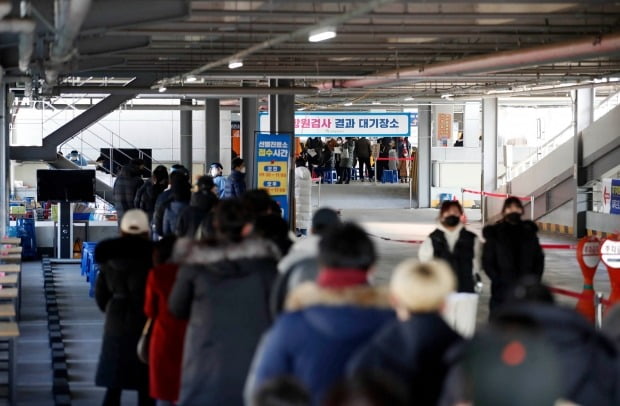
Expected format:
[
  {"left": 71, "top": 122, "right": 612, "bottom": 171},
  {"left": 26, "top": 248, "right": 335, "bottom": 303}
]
[{"left": 120, "top": 209, "right": 150, "bottom": 235}]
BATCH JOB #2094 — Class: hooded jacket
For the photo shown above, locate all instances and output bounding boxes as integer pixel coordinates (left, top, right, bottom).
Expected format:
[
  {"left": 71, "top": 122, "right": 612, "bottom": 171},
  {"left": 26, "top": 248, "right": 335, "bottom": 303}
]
[
  {"left": 348, "top": 313, "right": 462, "bottom": 405},
  {"left": 248, "top": 282, "right": 395, "bottom": 405},
  {"left": 175, "top": 191, "right": 218, "bottom": 238},
  {"left": 168, "top": 238, "right": 279, "bottom": 406},
  {"left": 113, "top": 165, "right": 144, "bottom": 220}
]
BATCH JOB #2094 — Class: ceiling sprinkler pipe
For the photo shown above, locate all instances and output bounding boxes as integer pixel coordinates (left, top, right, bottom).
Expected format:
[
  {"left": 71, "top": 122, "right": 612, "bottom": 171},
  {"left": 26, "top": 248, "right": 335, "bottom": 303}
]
[{"left": 316, "top": 33, "right": 620, "bottom": 90}]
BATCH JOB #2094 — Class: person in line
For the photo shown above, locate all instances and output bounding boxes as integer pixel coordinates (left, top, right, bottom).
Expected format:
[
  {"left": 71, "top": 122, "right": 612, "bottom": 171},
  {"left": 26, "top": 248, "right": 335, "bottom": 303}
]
[
  {"left": 337, "top": 138, "right": 355, "bottom": 184},
  {"left": 247, "top": 223, "right": 395, "bottom": 405},
  {"left": 388, "top": 141, "right": 398, "bottom": 173},
  {"left": 418, "top": 200, "right": 482, "bottom": 293},
  {"left": 144, "top": 236, "right": 187, "bottom": 406},
  {"left": 208, "top": 162, "right": 227, "bottom": 199},
  {"left": 175, "top": 175, "right": 219, "bottom": 239},
  {"left": 294, "top": 157, "right": 312, "bottom": 237},
  {"left": 348, "top": 259, "right": 462, "bottom": 405},
  {"left": 113, "top": 159, "right": 145, "bottom": 223},
  {"left": 152, "top": 165, "right": 189, "bottom": 239},
  {"left": 134, "top": 165, "right": 169, "bottom": 221},
  {"left": 482, "top": 196, "right": 544, "bottom": 315},
  {"left": 323, "top": 372, "right": 409, "bottom": 406},
  {"left": 94, "top": 209, "right": 154, "bottom": 406},
  {"left": 224, "top": 157, "right": 247, "bottom": 198},
  {"left": 355, "top": 137, "right": 372, "bottom": 182},
  {"left": 271, "top": 208, "right": 341, "bottom": 317},
  {"left": 168, "top": 200, "right": 279, "bottom": 406},
  {"left": 162, "top": 174, "right": 191, "bottom": 236}
]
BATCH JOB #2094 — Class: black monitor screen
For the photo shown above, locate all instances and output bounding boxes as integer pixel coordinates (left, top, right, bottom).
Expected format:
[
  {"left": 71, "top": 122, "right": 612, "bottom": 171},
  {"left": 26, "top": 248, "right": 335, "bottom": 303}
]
[{"left": 37, "top": 170, "right": 96, "bottom": 202}]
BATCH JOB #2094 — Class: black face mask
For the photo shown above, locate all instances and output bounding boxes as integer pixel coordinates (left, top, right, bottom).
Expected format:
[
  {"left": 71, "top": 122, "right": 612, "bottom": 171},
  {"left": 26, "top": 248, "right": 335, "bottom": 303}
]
[
  {"left": 442, "top": 215, "right": 460, "bottom": 227},
  {"left": 505, "top": 212, "right": 522, "bottom": 224}
]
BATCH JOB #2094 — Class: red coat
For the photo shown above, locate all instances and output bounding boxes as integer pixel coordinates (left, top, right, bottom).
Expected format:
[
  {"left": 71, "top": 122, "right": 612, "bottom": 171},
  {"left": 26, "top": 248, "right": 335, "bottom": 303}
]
[{"left": 144, "top": 263, "right": 188, "bottom": 402}]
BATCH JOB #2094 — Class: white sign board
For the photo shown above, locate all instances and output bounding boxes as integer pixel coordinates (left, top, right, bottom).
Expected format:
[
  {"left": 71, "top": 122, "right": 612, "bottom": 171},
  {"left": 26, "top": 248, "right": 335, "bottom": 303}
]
[
  {"left": 259, "top": 112, "right": 411, "bottom": 137},
  {"left": 582, "top": 241, "right": 601, "bottom": 268},
  {"left": 602, "top": 178, "right": 612, "bottom": 214},
  {"left": 601, "top": 239, "right": 620, "bottom": 268}
]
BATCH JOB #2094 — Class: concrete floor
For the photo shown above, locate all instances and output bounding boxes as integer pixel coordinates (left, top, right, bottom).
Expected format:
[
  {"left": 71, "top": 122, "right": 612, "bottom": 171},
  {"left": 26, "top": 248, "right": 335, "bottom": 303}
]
[{"left": 12, "top": 181, "right": 611, "bottom": 404}]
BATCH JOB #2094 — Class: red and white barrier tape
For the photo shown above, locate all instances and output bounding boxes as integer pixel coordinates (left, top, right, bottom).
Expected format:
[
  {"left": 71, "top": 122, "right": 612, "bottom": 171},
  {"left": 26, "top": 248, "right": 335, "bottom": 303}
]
[
  {"left": 461, "top": 188, "right": 532, "bottom": 202},
  {"left": 549, "top": 286, "right": 612, "bottom": 306}
]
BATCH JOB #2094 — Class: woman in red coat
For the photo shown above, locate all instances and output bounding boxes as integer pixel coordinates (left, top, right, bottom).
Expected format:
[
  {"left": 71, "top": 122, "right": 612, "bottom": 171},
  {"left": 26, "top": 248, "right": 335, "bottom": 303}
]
[{"left": 144, "top": 236, "right": 187, "bottom": 405}]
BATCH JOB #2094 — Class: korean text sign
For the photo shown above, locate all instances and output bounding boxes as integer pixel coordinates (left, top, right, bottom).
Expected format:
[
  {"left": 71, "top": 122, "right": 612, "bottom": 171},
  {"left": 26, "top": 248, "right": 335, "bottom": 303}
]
[
  {"left": 255, "top": 132, "right": 291, "bottom": 220},
  {"left": 259, "top": 112, "right": 410, "bottom": 137}
]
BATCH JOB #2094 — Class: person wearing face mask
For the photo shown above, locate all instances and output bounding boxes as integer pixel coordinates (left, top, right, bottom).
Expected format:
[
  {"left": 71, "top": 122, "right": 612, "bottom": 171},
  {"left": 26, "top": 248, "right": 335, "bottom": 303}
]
[
  {"left": 209, "top": 162, "right": 227, "bottom": 199},
  {"left": 418, "top": 201, "right": 482, "bottom": 293},
  {"left": 224, "top": 157, "right": 247, "bottom": 199},
  {"left": 482, "top": 196, "right": 545, "bottom": 315}
]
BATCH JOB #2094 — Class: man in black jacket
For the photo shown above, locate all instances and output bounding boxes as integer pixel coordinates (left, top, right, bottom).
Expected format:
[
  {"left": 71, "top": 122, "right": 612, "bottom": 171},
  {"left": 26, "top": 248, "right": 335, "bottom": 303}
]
[
  {"left": 355, "top": 137, "right": 372, "bottom": 181},
  {"left": 224, "top": 157, "right": 247, "bottom": 199},
  {"left": 113, "top": 159, "right": 144, "bottom": 223}
]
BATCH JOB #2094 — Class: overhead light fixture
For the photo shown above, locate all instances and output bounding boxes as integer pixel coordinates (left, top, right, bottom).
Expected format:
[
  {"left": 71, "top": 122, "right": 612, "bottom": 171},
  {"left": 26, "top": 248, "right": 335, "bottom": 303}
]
[
  {"left": 404, "top": 97, "right": 415, "bottom": 101},
  {"left": 185, "top": 75, "right": 197, "bottom": 83},
  {"left": 344, "top": 102, "right": 353, "bottom": 106},
  {"left": 308, "top": 26, "right": 337, "bottom": 43},
  {"left": 372, "top": 101, "right": 381, "bottom": 105},
  {"left": 228, "top": 60, "right": 243, "bottom": 69},
  {"left": 158, "top": 85, "right": 167, "bottom": 93},
  {"left": 441, "top": 93, "right": 454, "bottom": 100}
]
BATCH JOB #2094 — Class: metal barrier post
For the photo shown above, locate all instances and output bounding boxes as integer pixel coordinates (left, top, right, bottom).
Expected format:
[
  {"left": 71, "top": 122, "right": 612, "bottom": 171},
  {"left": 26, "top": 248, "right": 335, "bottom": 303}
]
[
  {"left": 374, "top": 158, "right": 378, "bottom": 185},
  {"left": 530, "top": 195, "right": 535, "bottom": 221},
  {"left": 461, "top": 188, "right": 464, "bottom": 207},
  {"left": 409, "top": 174, "right": 413, "bottom": 209},
  {"left": 481, "top": 193, "right": 486, "bottom": 227},
  {"left": 595, "top": 292, "right": 604, "bottom": 329}
]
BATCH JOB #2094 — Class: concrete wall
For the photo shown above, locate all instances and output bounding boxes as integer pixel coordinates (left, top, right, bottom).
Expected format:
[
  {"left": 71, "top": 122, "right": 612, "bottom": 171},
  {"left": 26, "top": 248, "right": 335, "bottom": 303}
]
[
  {"left": 538, "top": 200, "right": 573, "bottom": 227},
  {"left": 582, "top": 103, "right": 620, "bottom": 161}
]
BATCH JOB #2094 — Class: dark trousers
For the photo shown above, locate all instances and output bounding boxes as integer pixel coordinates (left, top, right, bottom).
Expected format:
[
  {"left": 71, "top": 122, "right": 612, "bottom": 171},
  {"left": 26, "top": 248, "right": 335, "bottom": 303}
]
[
  {"left": 358, "top": 157, "right": 371, "bottom": 180},
  {"left": 341, "top": 168, "right": 352, "bottom": 183},
  {"left": 102, "top": 387, "right": 154, "bottom": 406}
]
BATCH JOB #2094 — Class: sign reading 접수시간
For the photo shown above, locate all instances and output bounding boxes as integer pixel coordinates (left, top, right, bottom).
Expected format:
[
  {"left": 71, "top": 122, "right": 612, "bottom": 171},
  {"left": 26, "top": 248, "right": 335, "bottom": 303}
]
[
  {"left": 259, "top": 112, "right": 411, "bottom": 137},
  {"left": 255, "top": 132, "right": 291, "bottom": 220}
]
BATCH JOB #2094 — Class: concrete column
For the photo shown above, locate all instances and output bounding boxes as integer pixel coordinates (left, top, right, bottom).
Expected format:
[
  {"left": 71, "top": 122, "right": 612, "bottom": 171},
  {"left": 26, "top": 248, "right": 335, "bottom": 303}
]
[
  {"left": 241, "top": 97, "right": 258, "bottom": 189},
  {"left": 274, "top": 79, "right": 296, "bottom": 223},
  {"left": 205, "top": 99, "right": 220, "bottom": 166},
  {"left": 219, "top": 110, "right": 232, "bottom": 173},
  {"left": 573, "top": 87, "right": 594, "bottom": 238},
  {"left": 180, "top": 99, "right": 193, "bottom": 178},
  {"left": 416, "top": 105, "right": 431, "bottom": 208},
  {"left": 482, "top": 97, "right": 498, "bottom": 193},
  {"left": 464, "top": 102, "right": 482, "bottom": 148},
  {"left": 0, "top": 85, "right": 7, "bottom": 234},
  {"left": 269, "top": 79, "right": 278, "bottom": 132}
]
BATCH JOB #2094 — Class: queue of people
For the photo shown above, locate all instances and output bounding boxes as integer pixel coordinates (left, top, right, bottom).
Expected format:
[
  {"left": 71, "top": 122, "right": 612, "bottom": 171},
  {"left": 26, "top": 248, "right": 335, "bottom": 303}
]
[{"left": 99, "top": 169, "right": 620, "bottom": 406}]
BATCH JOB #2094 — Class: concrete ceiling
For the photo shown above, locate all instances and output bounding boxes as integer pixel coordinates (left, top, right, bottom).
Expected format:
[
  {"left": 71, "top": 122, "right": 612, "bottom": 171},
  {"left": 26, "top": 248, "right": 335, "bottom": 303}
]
[{"left": 3, "top": 0, "right": 620, "bottom": 105}]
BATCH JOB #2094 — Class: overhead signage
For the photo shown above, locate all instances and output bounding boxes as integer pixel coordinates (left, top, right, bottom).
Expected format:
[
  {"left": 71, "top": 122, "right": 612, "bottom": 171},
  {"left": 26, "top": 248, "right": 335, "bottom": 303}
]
[
  {"left": 255, "top": 132, "right": 291, "bottom": 220},
  {"left": 601, "top": 178, "right": 620, "bottom": 215},
  {"left": 259, "top": 112, "right": 411, "bottom": 137}
]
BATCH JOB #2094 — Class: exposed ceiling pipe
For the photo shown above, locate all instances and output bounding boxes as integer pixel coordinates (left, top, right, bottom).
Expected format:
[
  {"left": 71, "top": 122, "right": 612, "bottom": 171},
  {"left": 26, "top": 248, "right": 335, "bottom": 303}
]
[
  {"left": 161, "top": 0, "right": 400, "bottom": 85},
  {"left": 46, "top": 0, "right": 93, "bottom": 84},
  {"left": 316, "top": 33, "right": 620, "bottom": 90},
  {"left": 0, "top": 19, "right": 36, "bottom": 72},
  {"left": 56, "top": 86, "right": 318, "bottom": 97}
]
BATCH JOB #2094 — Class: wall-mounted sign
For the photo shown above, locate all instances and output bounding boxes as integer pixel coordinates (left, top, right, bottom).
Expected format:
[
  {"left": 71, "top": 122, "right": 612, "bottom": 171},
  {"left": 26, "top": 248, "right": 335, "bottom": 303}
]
[
  {"left": 259, "top": 112, "right": 411, "bottom": 137},
  {"left": 437, "top": 113, "right": 452, "bottom": 140},
  {"left": 602, "top": 178, "right": 620, "bottom": 215},
  {"left": 255, "top": 132, "right": 291, "bottom": 220}
]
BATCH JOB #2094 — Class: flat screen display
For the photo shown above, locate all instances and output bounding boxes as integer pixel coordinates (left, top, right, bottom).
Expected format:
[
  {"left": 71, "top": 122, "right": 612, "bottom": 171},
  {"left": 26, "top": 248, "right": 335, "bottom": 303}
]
[{"left": 37, "top": 170, "right": 96, "bottom": 202}]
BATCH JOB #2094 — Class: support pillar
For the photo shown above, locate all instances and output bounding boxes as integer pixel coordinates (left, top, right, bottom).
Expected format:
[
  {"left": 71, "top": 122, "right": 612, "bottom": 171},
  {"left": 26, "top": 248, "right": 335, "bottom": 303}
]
[
  {"left": 574, "top": 87, "right": 594, "bottom": 238},
  {"left": 180, "top": 99, "right": 193, "bottom": 178},
  {"left": 269, "top": 79, "right": 278, "bottom": 132},
  {"left": 416, "top": 105, "right": 431, "bottom": 208},
  {"left": 0, "top": 85, "right": 7, "bottom": 235},
  {"left": 482, "top": 98, "right": 498, "bottom": 193},
  {"left": 241, "top": 97, "right": 258, "bottom": 189},
  {"left": 205, "top": 99, "right": 220, "bottom": 166},
  {"left": 274, "top": 79, "right": 296, "bottom": 224}
]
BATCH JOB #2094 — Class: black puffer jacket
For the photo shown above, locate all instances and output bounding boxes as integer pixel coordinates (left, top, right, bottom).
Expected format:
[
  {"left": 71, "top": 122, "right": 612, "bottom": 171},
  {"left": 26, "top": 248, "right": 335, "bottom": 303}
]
[
  {"left": 175, "top": 191, "right": 218, "bottom": 238},
  {"left": 94, "top": 235, "right": 153, "bottom": 390},
  {"left": 134, "top": 181, "right": 167, "bottom": 220},
  {"left": 482, "top": 220, "right": 544, "bottom": 313},
  {"left": 113, "top": 165, "right": 144, "bottom": 221},
  {"left": 168, "top": 238, "right": 279, "bottom": 406}
]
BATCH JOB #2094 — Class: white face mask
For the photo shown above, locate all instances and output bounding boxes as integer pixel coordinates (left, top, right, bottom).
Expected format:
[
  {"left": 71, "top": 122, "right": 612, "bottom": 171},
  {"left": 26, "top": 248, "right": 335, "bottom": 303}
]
[
  {"left": 210, "top": 168, "right": 219, "bottom": 177},
  {"left": 240, "top": 167, "right": 246, "bottom": 174}
]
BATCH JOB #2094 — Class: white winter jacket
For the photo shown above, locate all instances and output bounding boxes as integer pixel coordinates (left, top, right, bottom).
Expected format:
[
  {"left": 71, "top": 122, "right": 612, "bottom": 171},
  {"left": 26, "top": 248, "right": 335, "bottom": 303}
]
[{"left": 295, "top": 166, "right": 312, "bottom": 230}]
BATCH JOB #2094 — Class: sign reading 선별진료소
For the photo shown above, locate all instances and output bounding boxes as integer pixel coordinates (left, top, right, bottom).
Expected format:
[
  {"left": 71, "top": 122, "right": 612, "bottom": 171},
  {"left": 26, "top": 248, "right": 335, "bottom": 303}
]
[{"left": 255, "top": 133, "right": 291, "bottom": 220}]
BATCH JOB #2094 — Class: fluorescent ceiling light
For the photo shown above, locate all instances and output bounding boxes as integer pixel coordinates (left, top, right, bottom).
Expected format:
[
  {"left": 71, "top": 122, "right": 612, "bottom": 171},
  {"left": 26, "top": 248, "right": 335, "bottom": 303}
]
[
  {"left": 228, "top": 60, "right": 243, "bottom": 69},
  {"left": 308, "top": 26, "right": 337, "bottom": 43},
  {"left": 372, "top": 101, "right": 381, "bottom": 105},
  {"left": 404, "top": 97, "right": 415, "bottom": 101},
  {"left": 185, "top": 75, "right": 197, "bottom": 83},
  {"left": 158, "top": 86, "right": 167, "bottom": 93},
  {"left": 344, "top": 102, "right": 353, "bottom": 106}
]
